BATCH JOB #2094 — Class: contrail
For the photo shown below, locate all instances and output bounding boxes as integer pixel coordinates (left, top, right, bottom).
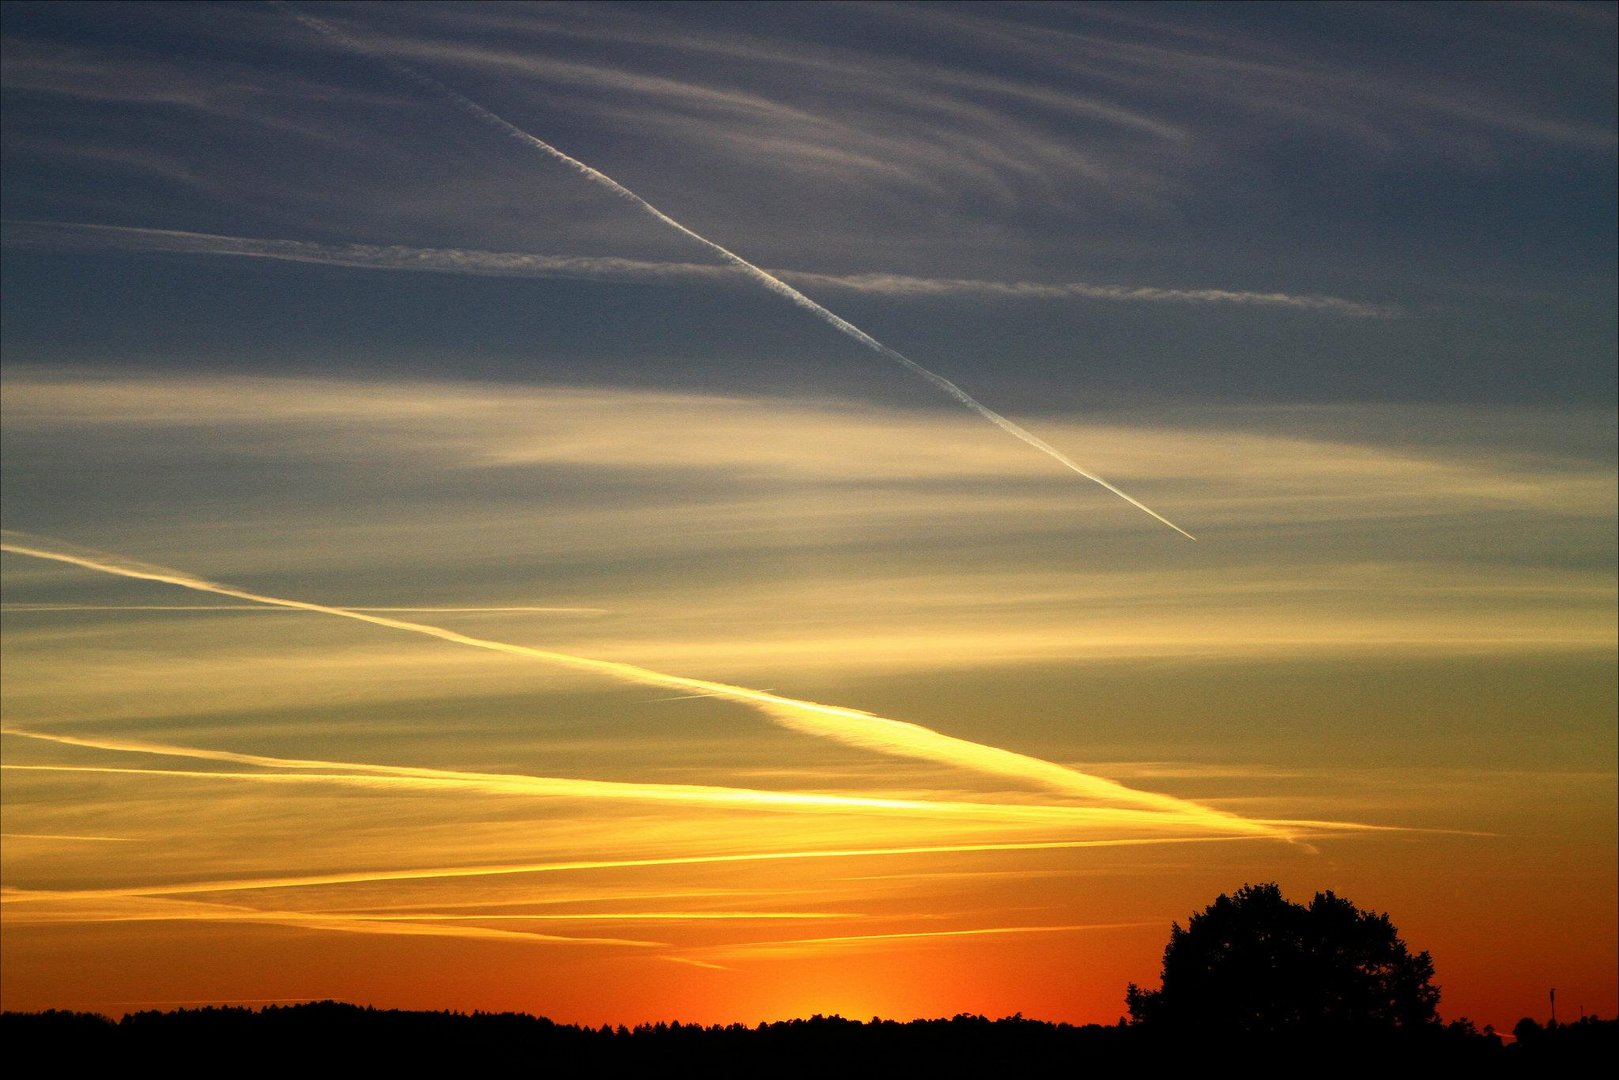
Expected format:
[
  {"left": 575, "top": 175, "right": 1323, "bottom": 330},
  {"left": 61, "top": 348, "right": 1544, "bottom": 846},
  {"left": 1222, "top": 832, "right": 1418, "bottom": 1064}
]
[
  {"left": 4, "top": 729, "right": 1386, "bottom": 835},
  {"left": 2, "top": 729, "right": 1212, "bottom": 828},
  {"left": 708, "top": 921, "right": 1160, "bottom": 955},
  {"left": 277, "top": 4, "right": 1196, "bottom": 540},
  {"left": 1, "top": 835, "right": 1273, "bottom": 903},
  {"left": 0, "top": 833, "right": 140, "bottom": 843},
  {"left": 0, "top": 532, "right": 1259, "bottom": 832},
  {"left": 2, "top": 220, "right": 1393, "bottom": 317},
  {"left": 0, "top": 893, "right": 662, "bottom": 947},
  {"left": 1, "top": 603, "right": 604, "bottom": 613},
  {"left": 4, "top": 764, "right": 1173, "bottom": 830}
]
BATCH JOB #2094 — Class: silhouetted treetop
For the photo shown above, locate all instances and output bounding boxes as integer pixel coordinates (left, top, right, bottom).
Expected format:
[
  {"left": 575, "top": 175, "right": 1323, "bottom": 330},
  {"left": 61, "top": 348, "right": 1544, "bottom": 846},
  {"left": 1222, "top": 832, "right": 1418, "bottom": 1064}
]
[{"left": 1127, "top": 882, "right": 1440, "bottom": 1036}]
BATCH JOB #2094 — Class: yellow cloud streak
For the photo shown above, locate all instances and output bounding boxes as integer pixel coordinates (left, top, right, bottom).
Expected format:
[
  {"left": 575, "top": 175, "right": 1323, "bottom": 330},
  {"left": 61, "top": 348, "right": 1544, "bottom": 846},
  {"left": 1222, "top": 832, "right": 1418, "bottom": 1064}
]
[
  {"left": 0, "top": 534, "right": 1275, "bottom": 836},
  {"left": 704, "top": 921, "right": 1162, "bottom": 956},
  {"left": 0, "top": 833, "right": 140, "bottom": 843},
  {"left": 4, "top": 904, "right": 842, "bottom": 925},
  {"left": 0, "top": 835, "right": 1278, "bottom": 905},
  {"left": 0, "top": 893, "right": 663, "bottom": 946},
  {"left": 2, "top": 762, "right": 1198, "bottom": 832},
  {"left": 0, "top": 728, "right": 1234, "bottom": 829},
  {"left": 1, "top": 604, "right": 606, "bottom": 613},
  {"left": 662, "top": 956, "right": 734, "bottom": 971}
]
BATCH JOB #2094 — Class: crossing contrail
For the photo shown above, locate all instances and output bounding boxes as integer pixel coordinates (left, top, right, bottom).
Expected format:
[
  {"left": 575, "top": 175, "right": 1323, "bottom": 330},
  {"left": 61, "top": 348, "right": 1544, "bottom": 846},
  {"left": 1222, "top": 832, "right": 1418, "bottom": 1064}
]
[
  {"left": 277, "top": 4, "right": 1196, "bottom": 540},
  {"left": 0, "top": 532, "right": 1261, "bottom": 832}
]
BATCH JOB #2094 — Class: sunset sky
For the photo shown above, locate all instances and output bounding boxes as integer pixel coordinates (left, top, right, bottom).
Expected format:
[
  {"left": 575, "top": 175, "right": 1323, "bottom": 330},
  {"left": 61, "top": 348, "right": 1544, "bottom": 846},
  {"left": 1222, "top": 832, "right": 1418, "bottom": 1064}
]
[{"left": 2, "top": 1, "right": 1614, "bottom": 1032}]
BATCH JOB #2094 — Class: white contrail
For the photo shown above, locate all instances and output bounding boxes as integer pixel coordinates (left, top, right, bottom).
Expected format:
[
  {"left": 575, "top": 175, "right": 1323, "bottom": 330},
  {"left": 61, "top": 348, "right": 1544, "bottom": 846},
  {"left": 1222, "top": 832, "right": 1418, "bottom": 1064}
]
[
  {"left": 277, "top": 4, "right": 1196, "bottom": 540},
  {"left": 0, "top": 532, "right": 1263, "bottom": 833},
  {"left": 0, "top": 220, "right": 734, "bottom": 287},
  {"left": 2, "top": 220, "right": 1393, "bottom": 316}
]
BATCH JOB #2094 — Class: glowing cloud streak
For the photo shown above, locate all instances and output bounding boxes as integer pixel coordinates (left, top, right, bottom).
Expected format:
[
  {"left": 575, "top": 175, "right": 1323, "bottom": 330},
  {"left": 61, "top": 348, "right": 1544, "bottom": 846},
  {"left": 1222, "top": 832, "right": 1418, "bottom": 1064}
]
[
  {"left": 0, "top": 836, "right": 1274, "bottom": 904},
  {"left": 710, "top": 921, "right": 1160, "bottom": 956},
  {"left": 0, "top": 533, "right": 1264, "bottom": 833},
  {"left": 1, "top": 604, "right": 603, "bottom": 613},
  {"left": 2, "top": 752, "right": 1204, "bottom": 829},
  {"left": 0, "top": 894, "right": 662, "bottom": 947},
  {"left": 278, "top": 4, "right": 1196, "bottom": 540},
  {"left": 0, "top": 833, "right": 139, "bottom": 843}
]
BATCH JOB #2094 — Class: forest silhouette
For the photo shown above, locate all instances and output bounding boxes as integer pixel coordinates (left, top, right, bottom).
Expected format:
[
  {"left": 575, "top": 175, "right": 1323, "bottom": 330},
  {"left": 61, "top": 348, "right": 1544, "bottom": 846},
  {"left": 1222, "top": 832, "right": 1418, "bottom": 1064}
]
[{"left": 6, "top": 884, "right": 1611, "bottom": 1072}]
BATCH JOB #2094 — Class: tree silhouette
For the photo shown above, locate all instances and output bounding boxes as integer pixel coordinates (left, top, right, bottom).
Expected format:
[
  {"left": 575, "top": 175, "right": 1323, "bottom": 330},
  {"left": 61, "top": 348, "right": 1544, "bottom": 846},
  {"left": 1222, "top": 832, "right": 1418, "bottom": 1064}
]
[{"left": 1126, "top": 882, "right": 1440, "bottom": 1037}]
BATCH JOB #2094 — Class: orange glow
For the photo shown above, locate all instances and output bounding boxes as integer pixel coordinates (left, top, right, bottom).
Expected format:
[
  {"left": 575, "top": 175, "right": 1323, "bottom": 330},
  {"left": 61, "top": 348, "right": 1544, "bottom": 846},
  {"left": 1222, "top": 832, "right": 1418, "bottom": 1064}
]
[{"left": 2, "top": 380, "right": 1612, "bottom": 1032}]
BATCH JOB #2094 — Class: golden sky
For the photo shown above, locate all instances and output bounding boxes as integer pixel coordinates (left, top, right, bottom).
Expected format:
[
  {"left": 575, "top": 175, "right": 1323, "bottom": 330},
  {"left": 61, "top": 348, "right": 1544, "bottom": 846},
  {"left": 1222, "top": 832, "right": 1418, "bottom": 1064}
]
[{"left": 3, "top": 373, "right": 1613, "bottom": 1029}]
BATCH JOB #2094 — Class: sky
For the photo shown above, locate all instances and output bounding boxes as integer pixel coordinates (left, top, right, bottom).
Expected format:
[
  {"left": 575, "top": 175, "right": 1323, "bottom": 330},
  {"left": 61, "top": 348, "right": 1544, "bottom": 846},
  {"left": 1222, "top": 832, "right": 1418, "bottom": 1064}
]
[{"left": 1, "top": 0, "right": 1614, "bottom": 1031}]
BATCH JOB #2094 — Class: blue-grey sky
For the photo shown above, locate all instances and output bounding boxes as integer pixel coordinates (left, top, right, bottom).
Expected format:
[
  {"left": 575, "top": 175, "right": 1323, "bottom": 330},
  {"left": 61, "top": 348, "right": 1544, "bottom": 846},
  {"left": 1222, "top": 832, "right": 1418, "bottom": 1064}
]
[{"left": 3, "top": 1, "right": 1614, "bottom": 407}]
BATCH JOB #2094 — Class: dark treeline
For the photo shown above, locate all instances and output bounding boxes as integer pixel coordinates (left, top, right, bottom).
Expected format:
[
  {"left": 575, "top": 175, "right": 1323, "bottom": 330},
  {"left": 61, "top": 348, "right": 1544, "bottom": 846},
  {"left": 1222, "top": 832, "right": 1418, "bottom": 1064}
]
[{"left": 4, "top": 1002, "right": 1613, "bottom": 1075}]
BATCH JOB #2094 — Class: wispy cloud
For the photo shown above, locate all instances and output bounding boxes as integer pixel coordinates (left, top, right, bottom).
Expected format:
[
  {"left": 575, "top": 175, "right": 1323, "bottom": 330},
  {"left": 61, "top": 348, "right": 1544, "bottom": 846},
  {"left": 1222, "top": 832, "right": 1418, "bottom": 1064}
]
[
  {"left": 0, "top": 892, "right": 666, "bottom": 946},
  {"left": 0, "top": 533, "right": 1281, "bottom": 836},
  {"left": 0, "top": 835, "right": 1279, "bottom": 904},
  {"left": 1, "top": 220, "right": 735, "bottom": 284},
  {"left": 4, "top": 727, "right": 1255, "bottom": 829},
  {"left": 892, "top": 3, "right": 1617, "bottom": 154},
  {"left": 662, "top": 956, "right": 733, "bottom": 971},
  {"left": 1, "top": 220, "right": 1395, "bottom": 316},
  {"left": 0, "top": 603, "right": 603, "bottom": 614},
  {"left": 0, "top": 833, "right": 141, "bottom": 843},
  {"left": 701, "top": 921, "right": 1162, "bottom": 958},
  {"left": 781, "top": 269, "right": 1395, "bottom": 317},
  {"left": 3, "top": 376, "right": 1611, "bottom": 684}
]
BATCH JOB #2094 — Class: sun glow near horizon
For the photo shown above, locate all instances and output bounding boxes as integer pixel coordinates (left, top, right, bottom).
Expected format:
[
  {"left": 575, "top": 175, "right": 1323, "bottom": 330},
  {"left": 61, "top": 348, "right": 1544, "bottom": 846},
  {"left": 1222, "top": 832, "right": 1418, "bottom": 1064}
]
[
  {"left": 2, "top": 1, "right": 1614, "bottom": 1034},
  {"left": 2, "top": 374, "right": 1613, "bottom": 1027}
]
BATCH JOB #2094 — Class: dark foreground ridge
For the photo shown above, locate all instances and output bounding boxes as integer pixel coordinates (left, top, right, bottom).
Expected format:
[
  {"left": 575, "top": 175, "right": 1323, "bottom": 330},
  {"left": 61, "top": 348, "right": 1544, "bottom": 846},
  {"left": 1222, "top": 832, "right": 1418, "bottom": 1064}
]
[{"left": 4, "top": 1002, "right": 1613, "bottom": 1075}]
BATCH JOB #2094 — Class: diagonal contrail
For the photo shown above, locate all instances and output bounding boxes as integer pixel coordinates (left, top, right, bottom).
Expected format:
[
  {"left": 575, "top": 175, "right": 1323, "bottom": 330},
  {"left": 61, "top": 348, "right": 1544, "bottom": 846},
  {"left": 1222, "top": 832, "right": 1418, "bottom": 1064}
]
[
  {"left": 0, "top": 532, "right": 1261, "bottom": 833},
  {"left": 277, "top": 4, "right": 1195, "bottom": 540},
  {"left": 3, "top": 727, "right": 1215, "bottom": 827}
]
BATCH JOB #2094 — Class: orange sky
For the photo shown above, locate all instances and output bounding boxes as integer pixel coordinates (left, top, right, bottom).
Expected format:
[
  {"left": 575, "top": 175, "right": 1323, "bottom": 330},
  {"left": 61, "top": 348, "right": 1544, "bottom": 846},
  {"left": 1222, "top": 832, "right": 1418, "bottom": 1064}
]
[
  {"left": 2, "top": 1, "right": 1615, "bottom": 1038},
  {"left": 2, "top": 379, "right": 1613, "bottom": 1033}
]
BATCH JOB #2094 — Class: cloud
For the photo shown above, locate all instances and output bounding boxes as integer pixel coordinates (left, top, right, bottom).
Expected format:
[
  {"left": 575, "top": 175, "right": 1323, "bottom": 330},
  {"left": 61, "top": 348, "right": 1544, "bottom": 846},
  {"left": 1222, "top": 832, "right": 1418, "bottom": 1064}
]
[
  {"left": 0, "top": 604, "right": 603, "bottom": 613},
  {"left": 0, "top": 891, "right": 665, "bottom": 946},
  {"left": 892, "top": 3, "right": 1617, "bottom": 154},
  {"left": 0, "top": 833, "right": 141, "bottom": 844},
  {"left": 2, "top": 220, "right": 738, "bottom": 285},
  {"left": 704, "top": 921, "right": 1161, "bottom": 958},
  {"left": 3, "top": 375, "right": 1612, "bottom": 680},
  {"left": 0, "top": 835, "right": 1280, "bottom": 904},
  {"left": 2, "top": 221, "right": 1396, "bottom": 316},
  {"left": 0, "top": 533, "right": 1284, "bottom": 836},
  {"left": 4, "top": 727, "right": 1252, "bottom": 829},
  {"left": 15, "top": 373, "right": 1610, "bottom": 494}
]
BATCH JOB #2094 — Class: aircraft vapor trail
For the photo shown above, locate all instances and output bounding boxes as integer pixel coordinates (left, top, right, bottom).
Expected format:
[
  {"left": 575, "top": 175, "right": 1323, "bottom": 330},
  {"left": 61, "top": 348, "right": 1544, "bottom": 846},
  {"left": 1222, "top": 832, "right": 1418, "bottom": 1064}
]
[
  {"left": 0, "top": 533, "right": 1265, "bottom": 834},
  {"left": 278, "top": 4, "right": 1195, "bottom": 540},
  {"left": 1, "top": 604, "right": 604, "bottom": 613},
  {"left": 0, "top": 893, "right": 661, "bottom": 947},
  {"left": 1, "top": 835, "right": 1269, "bottom": 903},
  {"left": 0, "top": 221, "right": 1393, "bottom": 316},
  {"left": 709, "top": 921, "right": 1159, "bottom": 955},
  {"left": 2, "top": 729, "right": 1203, "bottom": 827}
]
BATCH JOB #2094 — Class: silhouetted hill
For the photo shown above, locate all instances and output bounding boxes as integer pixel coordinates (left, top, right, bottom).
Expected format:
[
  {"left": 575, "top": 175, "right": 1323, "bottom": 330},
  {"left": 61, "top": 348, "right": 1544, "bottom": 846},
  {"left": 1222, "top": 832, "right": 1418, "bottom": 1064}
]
[{"left": 4, "top": 1002, "right": 1613, "bottom": 1074}]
